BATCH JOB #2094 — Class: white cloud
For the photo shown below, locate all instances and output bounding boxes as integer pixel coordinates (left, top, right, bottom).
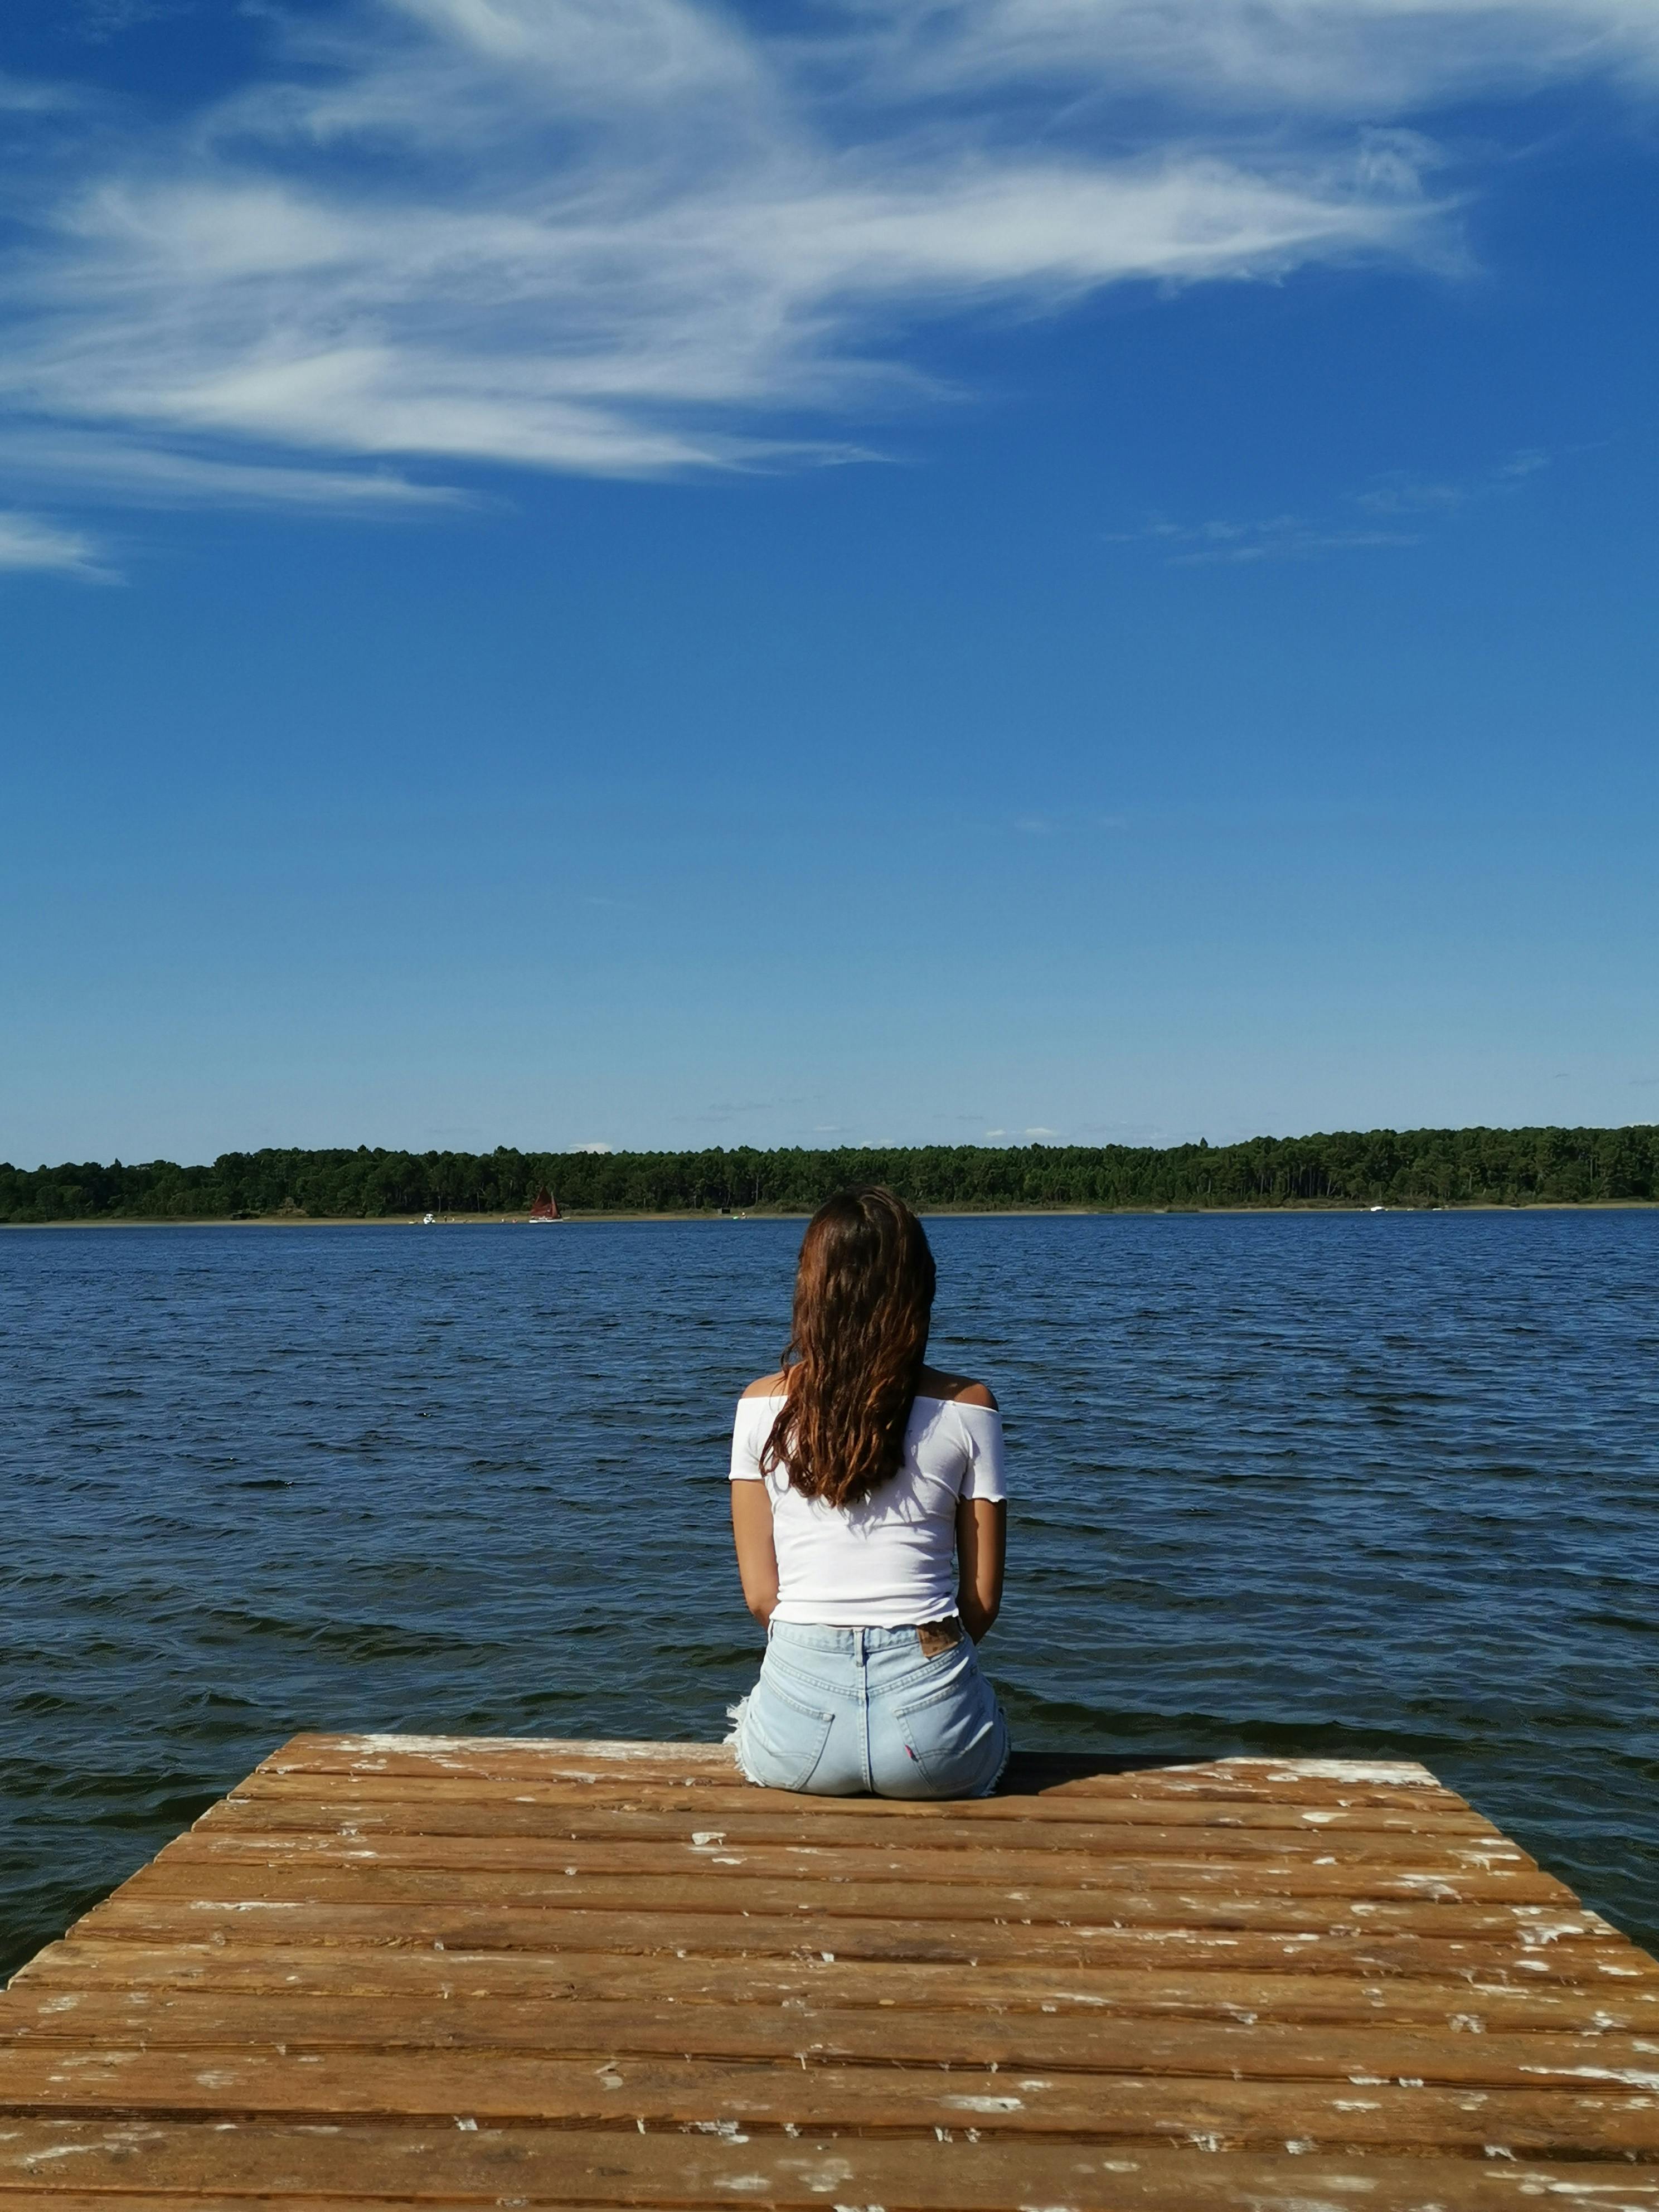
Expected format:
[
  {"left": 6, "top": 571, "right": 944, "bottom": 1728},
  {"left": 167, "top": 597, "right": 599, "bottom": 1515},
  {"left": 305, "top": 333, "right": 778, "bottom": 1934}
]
[
  {"left": 0, "top": 0, "right": 1456, "bottom": 502},
  {"left": 0, "top": 431, "right": 465, "bottom": 511},
  {"left": 838, "top": 0, "right": 1659, "bottom": 113},
  {"left": 1119, "top": 513, "right": 1422, "bottom": 561},
  {"left": 0, "top": 510, "right": 113, "bottom": 579},
  {"left": 0, "top": 75, "right": 83, "bottom": 114},
  {"left": 0, "top": 2, "right": 1643, "bottom": 512},
  {"left": 2, "top": 150, "right": 1427, "bottom": 484},
  {"left": 1109, "top": 449, "right": 1556, "bottom": 559},
  {"left": 1356, "top": 445, "right": 1551, "bottom": 513},
  {"left": 75, "top": 1, "right": 193, "bottom": 40}
]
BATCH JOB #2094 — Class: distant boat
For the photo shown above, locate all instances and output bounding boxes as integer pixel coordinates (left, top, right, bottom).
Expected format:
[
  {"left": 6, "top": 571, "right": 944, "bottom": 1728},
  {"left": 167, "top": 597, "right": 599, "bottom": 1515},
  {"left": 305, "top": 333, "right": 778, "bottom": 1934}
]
[
  {"left": 528, "top": 1187, "right": 561, "bottom": 1223},
  {"left": 421, "top": 1212, "right": 436, "bottom": 1226}
]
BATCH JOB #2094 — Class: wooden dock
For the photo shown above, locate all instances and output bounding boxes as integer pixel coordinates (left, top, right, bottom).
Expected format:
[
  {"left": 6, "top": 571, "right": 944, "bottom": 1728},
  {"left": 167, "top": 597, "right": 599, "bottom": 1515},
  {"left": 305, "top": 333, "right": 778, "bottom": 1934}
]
[{"left": 2, "top": 1733, "right": 1657, "bottom": 2208}]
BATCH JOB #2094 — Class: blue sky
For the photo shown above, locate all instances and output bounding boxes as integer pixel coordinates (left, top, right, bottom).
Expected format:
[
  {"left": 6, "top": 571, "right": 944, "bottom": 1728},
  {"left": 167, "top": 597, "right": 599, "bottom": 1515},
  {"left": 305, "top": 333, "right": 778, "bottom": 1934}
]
[{"left": 2, "top": 0, "right": 1656, "bottom": 1165}]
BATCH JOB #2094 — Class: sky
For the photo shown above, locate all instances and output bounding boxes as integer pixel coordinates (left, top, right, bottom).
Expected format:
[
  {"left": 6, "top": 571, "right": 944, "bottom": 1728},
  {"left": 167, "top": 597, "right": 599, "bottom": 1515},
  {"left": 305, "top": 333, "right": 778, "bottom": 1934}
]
[{"left": 1, "top": 0, "right": 1656, "bottom": 1166}]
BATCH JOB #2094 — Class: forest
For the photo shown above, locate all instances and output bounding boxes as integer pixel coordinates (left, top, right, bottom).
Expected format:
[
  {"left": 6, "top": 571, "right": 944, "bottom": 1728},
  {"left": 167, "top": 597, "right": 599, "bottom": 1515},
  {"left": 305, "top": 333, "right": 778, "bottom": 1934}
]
[{"left": 2, "top": 1125, "right": 1655, "bottom": 1222}]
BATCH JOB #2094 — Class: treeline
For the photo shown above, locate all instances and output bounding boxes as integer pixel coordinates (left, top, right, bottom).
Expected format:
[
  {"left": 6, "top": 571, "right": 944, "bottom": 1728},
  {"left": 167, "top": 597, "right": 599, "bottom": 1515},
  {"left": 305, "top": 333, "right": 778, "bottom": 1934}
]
[{"left": 2, "top": 1126, "right": 1656, "bottom": 1223}]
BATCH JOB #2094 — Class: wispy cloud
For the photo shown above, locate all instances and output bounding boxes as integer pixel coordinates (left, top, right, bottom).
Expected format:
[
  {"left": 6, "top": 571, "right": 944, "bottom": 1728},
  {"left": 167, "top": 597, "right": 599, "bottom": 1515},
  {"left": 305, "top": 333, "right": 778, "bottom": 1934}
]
[
  {"left": 0, "top": 432, "right": 466, "bottom": 511},
  {"left": 0, "top": 74, "right": 85, "bottom": 114},
  {"left": 1117, "top": 514, "right": 1422, "bottom": 563},
  {"left": 0, "top": 510, "right": 114, "bottom": 580},
  {"left": 1357, "top": 446, "right": 1551, "bottom": 513},
  {"left": 1070, "top": 1119, "right": 1194, "bottom": 1144},
  {"left": 838, "top": 0, "right": 1659, "bottom": 112},
  {"left": 1111, "top": 445, "right": 1555, "bottom": 562},
  {"left": 73, "top": 0, "right": 193, "bottom": 40},
  {"left": 0, "top": 0, "right": 1462, "bottom": 511},
  {"left": 0, "top": 1, "right": 1646, "bottom": 527},
  {"left": 677, "top": 1100, "right": 779, "bottom": 1124},
  {"left": 1011, "top": 808, "right": 1129, "bottom": 832}
]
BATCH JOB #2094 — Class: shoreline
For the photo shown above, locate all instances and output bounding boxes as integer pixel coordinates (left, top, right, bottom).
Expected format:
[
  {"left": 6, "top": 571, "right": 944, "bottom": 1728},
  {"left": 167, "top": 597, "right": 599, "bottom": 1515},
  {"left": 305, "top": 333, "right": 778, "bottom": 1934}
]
[{"left": 4, "top": 1199, "right": 1657, "bottom": 1229}]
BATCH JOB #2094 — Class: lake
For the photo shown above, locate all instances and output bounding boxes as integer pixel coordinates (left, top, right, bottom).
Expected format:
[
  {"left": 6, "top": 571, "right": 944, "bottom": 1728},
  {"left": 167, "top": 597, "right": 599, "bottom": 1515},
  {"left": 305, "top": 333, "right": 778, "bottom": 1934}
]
[{"left": 2, "top": 1209, "right": 1656, "bottom": 1978}]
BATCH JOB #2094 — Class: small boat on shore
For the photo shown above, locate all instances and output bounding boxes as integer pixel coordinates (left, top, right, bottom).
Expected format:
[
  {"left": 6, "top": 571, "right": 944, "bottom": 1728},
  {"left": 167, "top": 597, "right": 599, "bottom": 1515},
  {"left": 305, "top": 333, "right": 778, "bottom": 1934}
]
[{"left": 528, "top": 1187, "right": 561, "bottom": 1223}]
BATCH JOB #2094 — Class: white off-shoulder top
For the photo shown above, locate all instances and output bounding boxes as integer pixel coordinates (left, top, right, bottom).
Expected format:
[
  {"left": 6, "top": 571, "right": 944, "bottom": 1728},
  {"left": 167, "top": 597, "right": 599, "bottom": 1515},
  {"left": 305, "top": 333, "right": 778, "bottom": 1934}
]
[{"left": 729, "top": 1390, "right": 1007, "bottom": 1628}]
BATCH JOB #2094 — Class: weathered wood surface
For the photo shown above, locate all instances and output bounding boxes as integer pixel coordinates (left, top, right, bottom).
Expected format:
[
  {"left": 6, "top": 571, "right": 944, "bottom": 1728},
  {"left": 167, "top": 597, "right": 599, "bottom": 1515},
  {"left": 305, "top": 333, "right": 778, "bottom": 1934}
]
[{"left": 2, "top": 1736, "right": 1656, "bottom": 2209}]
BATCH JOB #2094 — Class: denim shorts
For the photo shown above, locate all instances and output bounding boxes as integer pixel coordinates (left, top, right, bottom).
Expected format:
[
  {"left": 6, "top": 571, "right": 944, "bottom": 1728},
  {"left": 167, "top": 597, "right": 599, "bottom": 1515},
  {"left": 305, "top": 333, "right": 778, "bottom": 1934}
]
[{"left": 730, "top": 1621, "right": 1010, "bottom": 1799}]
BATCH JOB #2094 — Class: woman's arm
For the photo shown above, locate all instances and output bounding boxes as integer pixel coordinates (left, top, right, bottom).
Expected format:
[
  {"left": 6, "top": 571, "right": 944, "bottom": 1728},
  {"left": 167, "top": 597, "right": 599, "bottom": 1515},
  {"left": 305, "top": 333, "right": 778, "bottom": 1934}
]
[
  {"left": 730, "top": 1483, "right": 780, "bottom": 1626},
  {"left": 955, "top": 1496, "right": 1006, "bottom": 1643}
]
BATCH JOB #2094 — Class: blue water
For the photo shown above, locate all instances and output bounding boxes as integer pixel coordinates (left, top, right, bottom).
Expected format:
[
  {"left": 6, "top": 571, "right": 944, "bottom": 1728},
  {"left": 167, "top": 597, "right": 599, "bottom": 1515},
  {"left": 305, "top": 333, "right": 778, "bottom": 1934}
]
[{"left": 2, "top": 1210, "right": 1656, "bottom": 1978}]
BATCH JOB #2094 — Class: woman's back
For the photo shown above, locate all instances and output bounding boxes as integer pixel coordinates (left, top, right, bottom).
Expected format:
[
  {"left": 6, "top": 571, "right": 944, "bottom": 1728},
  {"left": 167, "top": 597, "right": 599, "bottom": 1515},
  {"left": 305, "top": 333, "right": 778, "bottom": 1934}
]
[{"left": 731, "top": 1370, "right": 1005, "bottom": 1628}]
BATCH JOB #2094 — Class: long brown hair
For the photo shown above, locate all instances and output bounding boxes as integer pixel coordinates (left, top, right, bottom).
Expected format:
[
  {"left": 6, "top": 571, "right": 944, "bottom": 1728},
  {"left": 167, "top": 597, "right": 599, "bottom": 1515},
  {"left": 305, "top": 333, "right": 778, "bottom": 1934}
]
[{"left": 761, "top": 1187, "right": 937, "bottom": 1509}]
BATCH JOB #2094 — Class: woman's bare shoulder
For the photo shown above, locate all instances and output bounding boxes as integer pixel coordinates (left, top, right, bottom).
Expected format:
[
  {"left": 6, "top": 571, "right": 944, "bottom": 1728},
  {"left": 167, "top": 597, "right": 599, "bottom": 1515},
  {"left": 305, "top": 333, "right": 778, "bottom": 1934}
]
[
  {"left": 917, "top": 1365, "right": 998, "bottom": 1411},
  {"left": 741, "top": 1371, "right": 789, "bottom": 1400}
]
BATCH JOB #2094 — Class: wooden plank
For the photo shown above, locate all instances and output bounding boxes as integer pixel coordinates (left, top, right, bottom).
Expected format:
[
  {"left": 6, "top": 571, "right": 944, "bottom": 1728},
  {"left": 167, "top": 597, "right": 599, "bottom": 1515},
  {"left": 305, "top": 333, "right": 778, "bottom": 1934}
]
[
  {"left": 136, "top": 1839, "right": 1574, "bottom": 1917},
  {"left": 173, "top": 1828, "right": 1564, "bottom": 1899},
  {"left": 60, "top": 1896, "right": 1650, "bottom": 1983},
  {"left": 0, "top": 2194, "right": 1652, "bottom": 2212},
  {"left": 264, "top": 1739, "right": 1444, "bottom": 1786},
  {"left": 13, "top": 1942, "right": 1659, "bottom": 2031},
  {"left": 3, "top": 2041, "right": 1659, "bottom": 2155},
  {"left": 229, "top": 1774, "right": 1503, "bottom": 1835},
  {"left": 98, "top": 1855, "right": 1604, "bottom": 1937},
  {"left": 8, "top": 1986, "right": 1659, "bottom": 2093},
  {"left": 202, "top": 1793, "right": 1520, "bottom": 1857},
  {"left": 237, "top": 1767, "right": 1488, "bottom": 1813},
  {"left": 256, "top": 1740, "right": 1473, "bottom": 1810},
  {"left": 270, "top": 1733, "right": 747, "bottom": 1769},
  {"left": 2, "top": 2124, "right": 1659, "bottom": 2209},
  {"left": 0, "top": 2196, "right": 1652, "bottom": 2212}
]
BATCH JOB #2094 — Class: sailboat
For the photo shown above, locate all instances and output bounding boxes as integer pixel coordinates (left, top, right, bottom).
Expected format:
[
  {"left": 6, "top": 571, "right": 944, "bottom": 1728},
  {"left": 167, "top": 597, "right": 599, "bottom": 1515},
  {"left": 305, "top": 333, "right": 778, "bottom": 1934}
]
[{"left": 528, "top": 1186, "right": 561, "bottom": 1223}]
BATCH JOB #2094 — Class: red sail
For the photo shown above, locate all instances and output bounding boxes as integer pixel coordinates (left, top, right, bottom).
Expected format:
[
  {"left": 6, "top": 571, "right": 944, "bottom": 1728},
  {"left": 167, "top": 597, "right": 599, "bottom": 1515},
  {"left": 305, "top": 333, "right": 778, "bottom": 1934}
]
[{"left": 529, "top": 1186, "right": 560, "bottom": 1220}]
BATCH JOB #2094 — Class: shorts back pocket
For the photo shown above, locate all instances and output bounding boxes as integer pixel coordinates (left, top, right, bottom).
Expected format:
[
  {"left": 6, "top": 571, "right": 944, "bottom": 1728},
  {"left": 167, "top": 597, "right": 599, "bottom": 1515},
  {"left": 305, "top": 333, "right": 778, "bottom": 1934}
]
[
  {"left": 736, "top": 1670, "right": 836, "bottom": 1793},
  {"left": 894, "top": 1665, "right": 1004, "bottom": 1798}
]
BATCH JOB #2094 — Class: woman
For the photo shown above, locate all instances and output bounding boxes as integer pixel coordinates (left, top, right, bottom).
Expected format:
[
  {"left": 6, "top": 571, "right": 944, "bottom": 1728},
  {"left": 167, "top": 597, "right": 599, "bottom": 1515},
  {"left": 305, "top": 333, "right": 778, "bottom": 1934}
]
[{"left": 727, "top": 1186, "right": 1010, "bottom": 1798}]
